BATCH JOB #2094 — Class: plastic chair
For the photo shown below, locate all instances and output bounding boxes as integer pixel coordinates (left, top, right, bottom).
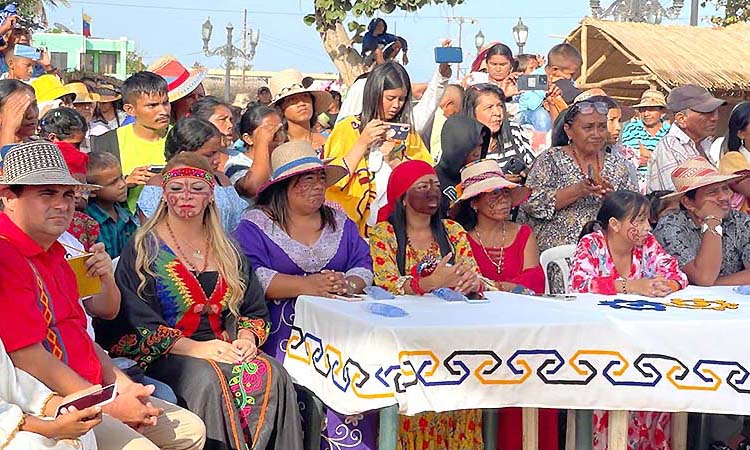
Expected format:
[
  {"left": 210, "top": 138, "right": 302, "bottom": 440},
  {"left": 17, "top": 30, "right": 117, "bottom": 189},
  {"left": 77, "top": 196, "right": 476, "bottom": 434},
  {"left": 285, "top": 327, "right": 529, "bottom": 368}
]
[{"left": 539, "top": 244, "right": 576, "bottom": 294}]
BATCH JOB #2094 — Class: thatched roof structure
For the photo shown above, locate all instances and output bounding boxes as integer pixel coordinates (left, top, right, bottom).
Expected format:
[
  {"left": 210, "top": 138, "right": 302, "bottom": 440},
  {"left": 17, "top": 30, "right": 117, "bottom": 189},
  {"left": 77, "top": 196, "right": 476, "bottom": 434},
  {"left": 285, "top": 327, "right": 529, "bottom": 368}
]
[{"left": 566, "top": 18, "right": 750, "bottom": 104}]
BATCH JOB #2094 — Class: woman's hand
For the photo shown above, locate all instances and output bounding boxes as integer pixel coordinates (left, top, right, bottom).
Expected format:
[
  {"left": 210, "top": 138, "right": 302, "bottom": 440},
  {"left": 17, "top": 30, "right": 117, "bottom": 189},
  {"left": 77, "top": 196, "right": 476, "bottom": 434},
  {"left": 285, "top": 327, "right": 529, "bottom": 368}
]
[
  {"left": 46, "top": 406, "right": 102, "bottom": 440},
  {"left": 421, "top": 254, "right": 461, "bottom": 291},
  {"left": 356, "top": 119, "right": 387, "bottom": 148},
  {"left": 499, "top": 73, "right": 520, "bottom": 98},
  {"left": 253, "top": 122, "right": 283, "bottom": 148},
  {"left": 0, "top": 90, "right": 32, "bottom": 138},
  {"left": 453, "top": 265, "right": 481, "bottom": 294},
  {"left": 232, "top": 338, "right": 258, "bottom": 362},
  {"left": 194, "top": 339, "right": 243, "bottom": 364},
  {"left": 625, "top": 277, "right": 674, "bottom": 297},
  {"left": 305, "top": 272, "right": 345, "bottom": 298},
  {"left": 574, "top": 179, "right": 609, "bottom": 199}
]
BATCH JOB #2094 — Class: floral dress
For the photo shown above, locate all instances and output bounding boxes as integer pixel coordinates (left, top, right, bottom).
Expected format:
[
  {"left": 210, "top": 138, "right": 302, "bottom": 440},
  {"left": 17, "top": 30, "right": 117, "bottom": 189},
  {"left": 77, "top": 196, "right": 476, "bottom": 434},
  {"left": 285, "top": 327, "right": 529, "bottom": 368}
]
[
  {"left": 569, "top": 230, "right": 687, "bottom": 450},
  {"left": 569, "top": 230, "right": 688, "bottom": 294},
  {"left": 369, "top": 219, "right": 484, "bottom": 450}
]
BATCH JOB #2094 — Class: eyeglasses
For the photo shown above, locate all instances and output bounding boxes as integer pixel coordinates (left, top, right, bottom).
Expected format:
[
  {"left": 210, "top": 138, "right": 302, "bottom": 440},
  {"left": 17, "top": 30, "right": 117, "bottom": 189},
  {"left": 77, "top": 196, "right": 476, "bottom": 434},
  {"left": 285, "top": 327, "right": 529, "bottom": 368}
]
[{"left": 572, "top": 101, "right": 609, "bottom": 115}]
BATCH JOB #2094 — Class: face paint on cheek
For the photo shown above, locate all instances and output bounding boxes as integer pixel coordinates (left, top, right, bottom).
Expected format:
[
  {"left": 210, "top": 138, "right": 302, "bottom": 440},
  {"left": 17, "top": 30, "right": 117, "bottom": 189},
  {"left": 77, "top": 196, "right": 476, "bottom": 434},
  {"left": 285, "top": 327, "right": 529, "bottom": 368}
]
[
  {"left": 626, "top": 224, "right": 645, "bottom": 244},
  {"left": 407, "top": 188, "right": 440, "bottom": 215}
]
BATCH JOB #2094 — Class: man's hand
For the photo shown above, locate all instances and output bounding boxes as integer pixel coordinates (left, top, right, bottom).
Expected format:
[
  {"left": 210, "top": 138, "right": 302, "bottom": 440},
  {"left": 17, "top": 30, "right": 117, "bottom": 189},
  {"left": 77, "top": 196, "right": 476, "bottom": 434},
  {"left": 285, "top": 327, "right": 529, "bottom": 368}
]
[
  {"left": 103, "top": 383, "right": 163, "bottom": 431},
  {"left": 438, "top": 39, "right": 453, "bottom": 79},
  {"left": 85, "top": 243, "right": 114, "bottom": 280},
  {"left": 125, "top": 166, "right": 152, "bottom": 187}
]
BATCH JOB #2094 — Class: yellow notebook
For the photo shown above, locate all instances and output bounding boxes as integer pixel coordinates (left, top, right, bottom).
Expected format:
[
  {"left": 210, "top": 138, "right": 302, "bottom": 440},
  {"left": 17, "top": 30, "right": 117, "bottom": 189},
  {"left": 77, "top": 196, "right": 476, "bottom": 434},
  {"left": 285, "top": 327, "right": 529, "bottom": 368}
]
[{"left": 67, "top": 254, "right": 102, "bottom": 297}]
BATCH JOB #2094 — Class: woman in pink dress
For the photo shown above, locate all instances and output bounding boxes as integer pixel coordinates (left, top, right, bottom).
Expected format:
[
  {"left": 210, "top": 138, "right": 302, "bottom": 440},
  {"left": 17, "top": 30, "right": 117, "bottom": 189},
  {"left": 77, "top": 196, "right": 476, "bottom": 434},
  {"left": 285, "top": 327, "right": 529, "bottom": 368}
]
[{"left": 569, "top": 190, "right": 688, "bottom": 450}]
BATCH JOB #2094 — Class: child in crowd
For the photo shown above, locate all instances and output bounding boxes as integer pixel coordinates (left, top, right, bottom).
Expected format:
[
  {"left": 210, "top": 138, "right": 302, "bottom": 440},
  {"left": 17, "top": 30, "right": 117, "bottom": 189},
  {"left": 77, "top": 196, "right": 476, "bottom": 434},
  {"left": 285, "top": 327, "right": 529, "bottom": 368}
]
[
  {"left": 85, "top": 152, "right": 138, "bottom": 259},
  {"left": 518, "top": 43, "right": 583, "bottom": 130},
  {"left": 41, "top": 108, "right": 100, "bottom": 250},
  {"left": 3, "top": 49, "right": 34, "bottom": 81},
  {"left": 515, "top": 53, "right": 544, "bottom": 74},
  {"left": 647, "top": 190, "right": 680, "bottom": 228}
]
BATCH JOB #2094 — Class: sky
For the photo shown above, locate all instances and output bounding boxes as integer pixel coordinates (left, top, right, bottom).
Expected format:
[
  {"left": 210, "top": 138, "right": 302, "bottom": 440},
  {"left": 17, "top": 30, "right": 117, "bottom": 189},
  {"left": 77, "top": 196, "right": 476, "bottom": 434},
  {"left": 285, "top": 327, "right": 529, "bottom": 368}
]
[{"left": 44, "top": 0, "right": 722, "bottom": 82}]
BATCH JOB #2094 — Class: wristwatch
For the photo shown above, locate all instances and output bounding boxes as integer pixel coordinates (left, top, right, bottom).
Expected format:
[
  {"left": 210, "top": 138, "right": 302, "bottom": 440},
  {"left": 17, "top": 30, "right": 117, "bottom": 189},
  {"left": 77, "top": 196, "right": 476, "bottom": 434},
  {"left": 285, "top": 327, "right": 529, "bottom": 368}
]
[{"left": 701, "top": 221, "right": 723, "bottom": 236}]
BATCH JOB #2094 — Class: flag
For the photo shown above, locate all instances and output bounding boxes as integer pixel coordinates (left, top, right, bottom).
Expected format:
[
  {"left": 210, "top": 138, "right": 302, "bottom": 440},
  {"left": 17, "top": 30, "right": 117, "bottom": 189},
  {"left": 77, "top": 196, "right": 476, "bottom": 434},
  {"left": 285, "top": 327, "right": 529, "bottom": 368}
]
[{"left": 82, "top": 13, "right": 91, "bottom": 37}]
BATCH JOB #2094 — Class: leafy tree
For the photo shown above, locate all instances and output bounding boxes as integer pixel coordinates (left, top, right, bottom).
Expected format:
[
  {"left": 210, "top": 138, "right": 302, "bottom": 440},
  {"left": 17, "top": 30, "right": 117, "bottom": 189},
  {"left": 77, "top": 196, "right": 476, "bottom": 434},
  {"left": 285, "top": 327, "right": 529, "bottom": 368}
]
[
  {"left": 126, "top": 51, "right": 144, "bottom": 75},
  {"left": 701, "top": 0, "right": 750, "bottom": 26},
  {"left": 2, "top": 0, "right": 69, "bottom": 27},
  {"left": 305, "top": 0, "right": 464, "bottom": 85}
]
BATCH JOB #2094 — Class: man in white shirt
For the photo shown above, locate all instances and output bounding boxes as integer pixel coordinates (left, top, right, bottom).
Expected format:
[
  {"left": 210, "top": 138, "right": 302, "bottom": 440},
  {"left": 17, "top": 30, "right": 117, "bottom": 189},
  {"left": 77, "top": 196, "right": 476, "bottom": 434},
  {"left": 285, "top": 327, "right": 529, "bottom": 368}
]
[{"left": 646, "top": 84, "right": 725, "bottom": 193}]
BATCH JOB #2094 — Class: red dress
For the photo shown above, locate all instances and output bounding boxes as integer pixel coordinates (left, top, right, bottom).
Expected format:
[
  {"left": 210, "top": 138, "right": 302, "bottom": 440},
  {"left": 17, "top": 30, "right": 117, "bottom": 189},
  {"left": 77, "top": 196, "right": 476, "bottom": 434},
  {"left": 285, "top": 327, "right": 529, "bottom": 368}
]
[
  {"left": 468, "top": 224, "right": 545, "bottom": 295},
  {"left": 468, "top": 224, "right": 557, "bottom": 450}
]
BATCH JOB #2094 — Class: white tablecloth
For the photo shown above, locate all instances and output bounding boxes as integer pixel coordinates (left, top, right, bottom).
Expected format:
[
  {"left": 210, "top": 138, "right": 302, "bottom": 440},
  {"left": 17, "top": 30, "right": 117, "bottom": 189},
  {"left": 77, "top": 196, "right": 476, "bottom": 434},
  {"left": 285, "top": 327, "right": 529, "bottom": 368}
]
[{"left": 283, "top": 286, "right": 750, "bottom": 416}]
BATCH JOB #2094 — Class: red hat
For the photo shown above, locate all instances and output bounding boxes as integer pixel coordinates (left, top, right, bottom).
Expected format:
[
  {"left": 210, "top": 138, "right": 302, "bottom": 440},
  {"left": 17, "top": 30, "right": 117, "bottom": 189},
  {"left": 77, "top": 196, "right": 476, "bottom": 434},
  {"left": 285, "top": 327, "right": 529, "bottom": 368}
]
[
  {"left": 54, "top": 141, "right": 89, "bottom": 176},
  {"left": 377, "top": 160, "right": 436, "bottom": 223}
]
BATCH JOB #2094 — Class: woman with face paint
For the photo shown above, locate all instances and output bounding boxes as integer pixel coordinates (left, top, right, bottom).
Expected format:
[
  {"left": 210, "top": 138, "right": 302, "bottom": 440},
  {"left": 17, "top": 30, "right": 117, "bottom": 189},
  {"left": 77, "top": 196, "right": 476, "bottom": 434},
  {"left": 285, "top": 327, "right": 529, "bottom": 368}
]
[
  {"left": 97, "top": 152, "right": 304, "bottom": 450},
  {"left": 369, "top": 159, "right": 484, "bottom": 450},
  {"left": 137, "top": 117, "right": 248, "bottom": 232},
  {"left": 570, "top": 190, "right": 687, "bottom": 296},
  {"left": 235, "top": 141, "right": 375, "bottom": 450},
  {"left": 569, "top": 194, "right": 687, "bottom": 450},
  {"left": 324, "top": 61, "right": 433, "bottom": 237},
  {"left": 451, "top": 159, "right": 544, "bottom": 294}
]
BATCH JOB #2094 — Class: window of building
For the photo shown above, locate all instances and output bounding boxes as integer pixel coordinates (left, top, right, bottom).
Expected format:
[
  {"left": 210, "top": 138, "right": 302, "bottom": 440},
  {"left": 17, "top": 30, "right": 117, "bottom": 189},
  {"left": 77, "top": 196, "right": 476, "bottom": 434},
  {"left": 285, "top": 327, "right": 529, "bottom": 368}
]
[
  {"left": 80, "top": 53, "right": 94, "bottom": 72},
  {"left": 50, "top": 52, "right": 67, "bottom": 71},
  {"left": 99, "top": 53, "right": 117, "bottom": 74}
]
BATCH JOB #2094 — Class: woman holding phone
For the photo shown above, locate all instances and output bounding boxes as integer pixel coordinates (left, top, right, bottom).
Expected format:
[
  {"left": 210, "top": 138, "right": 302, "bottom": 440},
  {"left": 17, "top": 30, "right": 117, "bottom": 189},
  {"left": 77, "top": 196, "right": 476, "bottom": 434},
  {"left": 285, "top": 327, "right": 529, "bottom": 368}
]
[
  {"left": 324, "top": 61, "right": 433, "bottom": 237},
  {"left": 520, "top": 100, "right": 635, "bottom": 292}
]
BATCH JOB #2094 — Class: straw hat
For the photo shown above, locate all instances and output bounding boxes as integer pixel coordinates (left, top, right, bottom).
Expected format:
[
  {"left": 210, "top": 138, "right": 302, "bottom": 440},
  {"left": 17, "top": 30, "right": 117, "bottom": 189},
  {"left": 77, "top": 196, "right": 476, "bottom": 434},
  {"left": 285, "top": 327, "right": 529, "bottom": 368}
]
[
  {"left": 450, "top": 159, "right": 531, "bottom": 213},
  {"left": 633, "top": 89, "right": 667, "bottom": 109},
  {"left": 719, "top": 152, "right": 750, "bottom": 177},
  {"left": 269, "top": 69, "right": 333, "bottom": 116},
  {"left": 147, "top": 55, "right": 207, "bottom": 103},
  {"left": 0, "top": 141, "right": 98, "bottom": 191},
  {"left": 662, "top": 157, "right": 743, "bottom": 200},
  {"left": 31, "top": 75, "right": 77, "bottom": 103},
  {"left": 65, "top": 82, "right": 100, "bottom": 104},
  {"left": 95, "top": 84, "right": 122, "bottom": 103},
  {"left": 256, "top": 140, "right": 347, "bottom": 197}
]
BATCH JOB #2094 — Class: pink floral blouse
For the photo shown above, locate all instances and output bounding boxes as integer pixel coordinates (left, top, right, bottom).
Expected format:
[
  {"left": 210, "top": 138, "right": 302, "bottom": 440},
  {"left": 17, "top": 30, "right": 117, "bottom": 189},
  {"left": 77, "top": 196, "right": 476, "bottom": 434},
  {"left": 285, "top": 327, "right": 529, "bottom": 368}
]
[{"left": 569, "top": 230, "right": 688, "bottom": 295}]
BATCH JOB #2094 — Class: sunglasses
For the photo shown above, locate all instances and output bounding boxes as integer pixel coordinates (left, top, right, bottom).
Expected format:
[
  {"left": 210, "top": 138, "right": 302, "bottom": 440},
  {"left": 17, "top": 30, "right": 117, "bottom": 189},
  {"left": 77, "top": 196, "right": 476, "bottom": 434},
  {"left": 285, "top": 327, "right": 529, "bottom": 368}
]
[{"left": 573, "top": 101, "right": 609, "bottom": 115}]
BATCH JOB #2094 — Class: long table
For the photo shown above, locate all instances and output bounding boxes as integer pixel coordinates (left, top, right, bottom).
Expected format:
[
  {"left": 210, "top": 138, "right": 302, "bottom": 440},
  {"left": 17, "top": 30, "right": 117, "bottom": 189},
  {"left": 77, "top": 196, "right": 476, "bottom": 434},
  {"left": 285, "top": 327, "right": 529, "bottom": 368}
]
[{"left": 283, "top": 286, "right": 750, "bottom": 449}]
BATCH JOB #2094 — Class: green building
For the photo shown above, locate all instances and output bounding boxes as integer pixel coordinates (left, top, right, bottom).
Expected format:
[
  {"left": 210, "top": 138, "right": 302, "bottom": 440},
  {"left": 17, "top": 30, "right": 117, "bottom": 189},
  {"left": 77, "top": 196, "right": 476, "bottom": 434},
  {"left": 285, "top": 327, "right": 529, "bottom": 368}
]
[{"left": 32, "top": 32, "right": 135, "bottom": 80}]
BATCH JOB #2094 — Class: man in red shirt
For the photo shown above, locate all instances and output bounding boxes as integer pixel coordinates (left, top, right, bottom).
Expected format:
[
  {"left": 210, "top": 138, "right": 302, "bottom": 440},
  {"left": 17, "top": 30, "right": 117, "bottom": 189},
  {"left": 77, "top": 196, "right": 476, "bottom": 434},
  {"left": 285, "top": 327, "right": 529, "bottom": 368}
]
[{"left": 0, "top": 140, "right": 205, "bottom": 450}]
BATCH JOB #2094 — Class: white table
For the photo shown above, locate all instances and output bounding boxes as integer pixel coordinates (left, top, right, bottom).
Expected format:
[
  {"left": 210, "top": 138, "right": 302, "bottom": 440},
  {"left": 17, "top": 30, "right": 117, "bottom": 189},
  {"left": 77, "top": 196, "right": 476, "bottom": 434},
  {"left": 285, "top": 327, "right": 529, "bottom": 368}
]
[{"left": 284, "top": 286, "right": 750, "bottom": 450}]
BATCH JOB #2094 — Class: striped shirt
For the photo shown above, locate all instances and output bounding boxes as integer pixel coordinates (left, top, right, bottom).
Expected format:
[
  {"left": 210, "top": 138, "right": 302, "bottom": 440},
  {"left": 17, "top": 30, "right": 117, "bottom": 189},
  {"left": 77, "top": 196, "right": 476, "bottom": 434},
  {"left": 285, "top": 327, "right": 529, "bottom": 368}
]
[{"left": 621, "top": 120, "right": 670, "bottom": 154}]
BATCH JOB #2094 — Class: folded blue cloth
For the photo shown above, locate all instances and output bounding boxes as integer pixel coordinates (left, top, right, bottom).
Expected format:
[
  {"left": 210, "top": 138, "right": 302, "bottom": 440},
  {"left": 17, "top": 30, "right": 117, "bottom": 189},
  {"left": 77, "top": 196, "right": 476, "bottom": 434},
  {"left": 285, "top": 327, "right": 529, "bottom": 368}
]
[{"left": 733, "top": 285, "right": 750, "bottom": 295}]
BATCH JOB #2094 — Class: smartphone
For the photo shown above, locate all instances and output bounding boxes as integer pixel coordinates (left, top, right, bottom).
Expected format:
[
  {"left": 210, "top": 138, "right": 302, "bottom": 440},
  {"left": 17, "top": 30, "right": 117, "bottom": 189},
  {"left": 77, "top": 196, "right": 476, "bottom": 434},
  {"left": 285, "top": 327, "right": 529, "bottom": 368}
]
[
  {"left": 13, "top": 44, "right": 41, "bottom": 61},
  {"left": 55, "top": 384, "right": 117, "bottom": 417},
  {"left": 541, "top": 294, "right": 577, "bottom": 301},
  {"left": 148, "top": 165, "right": 165, "bottom": 174},
  {"left": 517, "top": 74, "right": 549, "bottom": 91},
  {"left": 434, "top": 46, "right": 463, "bottom": 64},
  {"left": 382, "top": 122, "right": 410, "bottom": 141},
  {"left": 504, "top": 157, "right": 527, "bottom": 175}
]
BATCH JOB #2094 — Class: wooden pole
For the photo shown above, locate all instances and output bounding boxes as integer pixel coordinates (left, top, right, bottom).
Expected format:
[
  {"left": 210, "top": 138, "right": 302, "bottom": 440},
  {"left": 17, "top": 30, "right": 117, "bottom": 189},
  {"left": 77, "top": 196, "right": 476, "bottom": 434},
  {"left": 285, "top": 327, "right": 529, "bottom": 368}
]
[
  {"left": 580, "top": 23, "right": 588, "bottom": 84},
  {"left": 522, "top": 408, "right": 539, "bottom": 450},
  {"left": 608, "top": 410, "right": 629, "bottom": 450},
  {"left": 242, "top": 9, "right": 247, "bottom": 85}
]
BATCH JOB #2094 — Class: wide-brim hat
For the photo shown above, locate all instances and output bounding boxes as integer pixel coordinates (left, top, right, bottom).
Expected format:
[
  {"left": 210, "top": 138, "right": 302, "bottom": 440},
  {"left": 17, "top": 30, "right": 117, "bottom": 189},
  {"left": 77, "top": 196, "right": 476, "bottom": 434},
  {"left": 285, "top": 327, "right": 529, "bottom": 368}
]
[
  {"left": 0, "top": 141, "right": 99, "bottom": 191},
  {"left": 450, "top": 159, "right": 531, "bottom": 212},
  {"left": 719, "top": 151, "right": 750, "bottom": 177},
  {"left": 147, "top": 55, "right": 207, "bottom": 103},
  {"left": 663, "top": 156, "right": 743, "bottom": 200},
  {"left": 65, "top": 82, "right": 100, "bottom": 104},
  {"left": 255, "top": 140, "right": 347, "bottom": 198},
  {"left": 96, "top": 84, "right": 122, "bottom": 103},
  {"left": 31, "top": 75, "right": 77, "bottom": 103},
  {"left": 633, "top": 89, "right": 667, "bottom": 109},
  {"left": 269, "top": 69, "right": 333, "bottom": 116}
]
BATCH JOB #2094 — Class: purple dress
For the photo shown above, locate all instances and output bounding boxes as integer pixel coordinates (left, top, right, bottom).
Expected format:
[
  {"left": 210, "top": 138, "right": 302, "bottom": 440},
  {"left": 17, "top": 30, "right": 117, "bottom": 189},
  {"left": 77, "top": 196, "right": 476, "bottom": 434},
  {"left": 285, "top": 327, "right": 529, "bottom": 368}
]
[{"left": 235, "top": 208, "right": 377, "bottom": 450}]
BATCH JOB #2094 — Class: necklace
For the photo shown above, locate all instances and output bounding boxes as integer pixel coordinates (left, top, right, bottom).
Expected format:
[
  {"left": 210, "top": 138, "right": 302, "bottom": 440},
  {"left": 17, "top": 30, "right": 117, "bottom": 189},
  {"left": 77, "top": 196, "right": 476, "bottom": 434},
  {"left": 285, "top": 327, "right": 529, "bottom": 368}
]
[
  {"left": 474, "top": 222, "right": 506, "bottom": 275},
  {"left": 165, "top": 220, "right": 210, "bottom": 273}
]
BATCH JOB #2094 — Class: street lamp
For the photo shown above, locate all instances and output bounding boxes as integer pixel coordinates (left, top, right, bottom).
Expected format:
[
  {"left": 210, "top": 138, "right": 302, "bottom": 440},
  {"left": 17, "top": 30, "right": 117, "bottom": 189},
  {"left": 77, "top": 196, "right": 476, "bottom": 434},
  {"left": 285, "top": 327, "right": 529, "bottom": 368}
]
[
  {"left": 474, "top": 29, "right": 485, "bottom": 52},
  {"left": 512, "top": 17, "right": 528, "bottom": 55},
  {"left": 202, "top": 17, "right": 260, "bottom": 102}
]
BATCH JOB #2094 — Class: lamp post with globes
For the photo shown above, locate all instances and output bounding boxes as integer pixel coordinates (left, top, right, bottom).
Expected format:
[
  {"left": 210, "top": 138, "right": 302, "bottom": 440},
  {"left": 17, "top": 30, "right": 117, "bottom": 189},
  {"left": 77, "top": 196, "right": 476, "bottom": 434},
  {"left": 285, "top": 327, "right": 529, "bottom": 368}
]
[
  {"left": 512, "top": 17, "right": 528, "bottom": 55},
  {"left": 202, "top": 17, "right": 260, "bottom": 102}
]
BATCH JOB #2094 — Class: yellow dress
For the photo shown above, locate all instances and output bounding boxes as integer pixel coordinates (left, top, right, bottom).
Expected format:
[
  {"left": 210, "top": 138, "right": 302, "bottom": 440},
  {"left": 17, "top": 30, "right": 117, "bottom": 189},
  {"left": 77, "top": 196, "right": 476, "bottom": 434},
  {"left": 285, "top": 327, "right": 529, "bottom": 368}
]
[
  {"left": 369, "top": 219, "right": 484, "bottom": 450},
  {"left": 324, "top": 115, "right": 433, "bottom": 238}
]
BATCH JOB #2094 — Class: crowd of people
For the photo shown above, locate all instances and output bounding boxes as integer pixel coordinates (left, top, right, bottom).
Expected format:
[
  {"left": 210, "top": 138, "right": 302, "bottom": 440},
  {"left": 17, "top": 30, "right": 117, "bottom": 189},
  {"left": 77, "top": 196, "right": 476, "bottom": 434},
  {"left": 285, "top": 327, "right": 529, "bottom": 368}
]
[{"left": 0, "top": 12, "right": 750, "bottom": 450}]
